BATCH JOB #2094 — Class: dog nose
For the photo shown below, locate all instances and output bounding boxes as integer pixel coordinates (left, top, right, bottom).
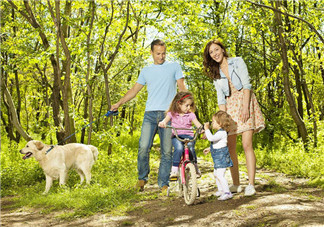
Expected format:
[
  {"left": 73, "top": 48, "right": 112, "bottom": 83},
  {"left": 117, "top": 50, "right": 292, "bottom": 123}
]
[{"left": 19, "top": 150, "right": 23, "bottom": 154}]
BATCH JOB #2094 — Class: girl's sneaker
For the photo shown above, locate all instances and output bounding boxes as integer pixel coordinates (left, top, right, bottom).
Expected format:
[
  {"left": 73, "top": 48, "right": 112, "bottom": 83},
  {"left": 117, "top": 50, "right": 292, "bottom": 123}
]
[
  {"left": 244, "top": 184, "right": 256, "bottom": 196},
  {"left": 218, "top": 192, "right": 233, "bottom": 201},
  {"left": 214, "top": 191, "right": 224, "bottom": 197},
  {"left": 194, "top": 164, "right": 201, "bottom": 178},
  {"left": 170, "top": 171, "right": 178, "bottom": 181},
  {"left": 196, "top": 169, "right": 202, "bottom": 178}
]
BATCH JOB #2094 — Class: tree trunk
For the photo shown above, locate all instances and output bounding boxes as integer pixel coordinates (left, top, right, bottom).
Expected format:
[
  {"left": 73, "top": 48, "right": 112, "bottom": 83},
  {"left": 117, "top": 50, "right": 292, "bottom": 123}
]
[
  {"left": 301, "top": 79, "right": 317, "bottom": 147},
  {"left": 48, "top": 0, "right": 76, "bottom": 143},
  {"left": 317, "top": 50, "right": 324, "bottom": 120},
  {"left": 2, "top": 82, "right": 33, "bottom": 141},
  {"left": 8, "top": 0, "right": 65, "bottom": 142},
  {"left": 86, "top": 0, "right": 95, "bottom": 144},
  {"left": 55, "top": 1, "right": 76, "bottom": 143},
  {"left": 291, "top": 48, "right": 318, "bottom": 148},
  {"left": 274, "top": 1, "right": 308, "bottom": 146},
  {"left": 81, "top": 94, "right": 88, "bottom": 144}
]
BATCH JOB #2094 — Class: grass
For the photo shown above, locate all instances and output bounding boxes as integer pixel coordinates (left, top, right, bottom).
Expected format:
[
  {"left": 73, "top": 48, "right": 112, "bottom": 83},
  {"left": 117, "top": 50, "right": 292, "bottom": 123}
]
[
  {"left": 1, "top": 125, "right": 324, "bottom": 219},
  {"left": 254, "top": 139, "right": 324, "bottom": 189},
  {"left": 0, "top": 129, "right": 171, "bottom": 219},
  {"left": 1, "top": 131, "right": 144, "bottom": 218},
  {"left": 261, "top": 179, "right": 288, "bottom": 193}
]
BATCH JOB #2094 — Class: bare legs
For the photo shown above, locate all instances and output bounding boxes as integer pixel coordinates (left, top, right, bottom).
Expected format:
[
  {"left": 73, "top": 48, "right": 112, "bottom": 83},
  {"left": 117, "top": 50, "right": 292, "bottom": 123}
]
[
  {"left": 228, "top": 130, "right": 255, "bottom": 186},
  {"left": 228, "top": 134, "right": 239, "bottom": 186},
  {"left": 242, "top": 130, "right": 255, "bottom": 185}
]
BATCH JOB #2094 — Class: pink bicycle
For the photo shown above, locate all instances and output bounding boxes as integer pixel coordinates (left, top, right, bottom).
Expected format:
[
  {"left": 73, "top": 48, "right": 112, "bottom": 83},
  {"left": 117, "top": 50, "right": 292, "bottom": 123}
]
[{"left": 166, "top": 126, "right": 202, "bottom": 205}]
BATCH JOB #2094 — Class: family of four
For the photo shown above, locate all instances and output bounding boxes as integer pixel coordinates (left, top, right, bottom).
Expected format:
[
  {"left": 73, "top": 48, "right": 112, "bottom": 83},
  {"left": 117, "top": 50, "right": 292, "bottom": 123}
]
[{"left": 111, "top": 39, "right": 265, "bottom": 200}]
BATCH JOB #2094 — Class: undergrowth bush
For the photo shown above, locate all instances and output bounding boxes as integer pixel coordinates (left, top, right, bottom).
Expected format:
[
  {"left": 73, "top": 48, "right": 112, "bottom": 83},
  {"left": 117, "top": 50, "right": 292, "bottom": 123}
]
[{"left": 254, "top": 138, "right": 324, "bottom": 188}]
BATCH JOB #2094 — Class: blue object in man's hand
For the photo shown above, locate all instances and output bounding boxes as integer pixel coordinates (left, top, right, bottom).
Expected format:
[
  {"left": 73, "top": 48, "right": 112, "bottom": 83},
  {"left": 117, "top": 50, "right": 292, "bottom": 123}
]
[{"left": 105, "top": 110, "right": 119, "bottom": 117}]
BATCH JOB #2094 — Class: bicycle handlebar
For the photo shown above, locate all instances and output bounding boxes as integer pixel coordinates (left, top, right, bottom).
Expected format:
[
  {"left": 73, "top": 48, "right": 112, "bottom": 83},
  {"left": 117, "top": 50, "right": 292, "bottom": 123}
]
[{"left": 165, "top": 125, "right": 203, "bottom": 143}]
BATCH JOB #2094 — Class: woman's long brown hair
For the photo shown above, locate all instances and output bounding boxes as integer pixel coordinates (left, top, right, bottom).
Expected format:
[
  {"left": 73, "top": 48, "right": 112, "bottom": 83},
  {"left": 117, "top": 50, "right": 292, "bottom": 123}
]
[{"left": 203, "top": 39, "right": 229, "bottom": 80}]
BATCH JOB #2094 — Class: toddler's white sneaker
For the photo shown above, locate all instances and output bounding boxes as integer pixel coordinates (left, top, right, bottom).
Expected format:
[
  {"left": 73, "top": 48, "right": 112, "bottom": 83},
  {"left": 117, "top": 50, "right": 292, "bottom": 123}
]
[
  {"left": 244, "top": 184, "right": 256, "bottom": 196},
  {"left": 214, "top": 191, "right": 224, "bottom": 197},
  {"left": 229, "top": 185, "right": 243, "bottom": 193},
  {"left": 218, "top": 192, "right": 233, "bottom": 201}
]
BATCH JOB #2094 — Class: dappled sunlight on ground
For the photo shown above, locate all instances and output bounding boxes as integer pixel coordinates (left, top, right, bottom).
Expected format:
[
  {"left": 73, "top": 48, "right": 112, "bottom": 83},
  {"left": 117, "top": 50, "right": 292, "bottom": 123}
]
[{"left": 1, "top": 158, "right": 323, "bottom": 227}]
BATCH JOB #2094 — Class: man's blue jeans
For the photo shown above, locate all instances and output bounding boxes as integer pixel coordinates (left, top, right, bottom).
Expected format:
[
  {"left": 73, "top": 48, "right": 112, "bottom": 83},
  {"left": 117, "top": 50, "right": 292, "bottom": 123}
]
[
  {"left": 172, "top": 135, "right": 196, "bottom": 167},
  {"left": 138, "top": 111, "right": 172, "bottom": 188}
]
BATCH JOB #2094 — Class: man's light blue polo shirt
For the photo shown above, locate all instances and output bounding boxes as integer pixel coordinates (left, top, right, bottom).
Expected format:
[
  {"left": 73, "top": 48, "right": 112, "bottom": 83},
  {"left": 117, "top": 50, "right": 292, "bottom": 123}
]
[{"left": 137, "top": 61, "right": 184, "bottom": 111}]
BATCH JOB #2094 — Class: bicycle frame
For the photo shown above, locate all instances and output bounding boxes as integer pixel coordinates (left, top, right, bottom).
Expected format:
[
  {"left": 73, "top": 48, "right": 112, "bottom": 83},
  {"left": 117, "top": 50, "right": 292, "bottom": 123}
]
[
  {"left": 180, "top": 140, "right": 192, "bottom": 185},
  {"left": 166, "top": 125, "right": 203, "bottom": 205},
  {"left": 166, "top": 126, "right": 201, "bottom": 185}
]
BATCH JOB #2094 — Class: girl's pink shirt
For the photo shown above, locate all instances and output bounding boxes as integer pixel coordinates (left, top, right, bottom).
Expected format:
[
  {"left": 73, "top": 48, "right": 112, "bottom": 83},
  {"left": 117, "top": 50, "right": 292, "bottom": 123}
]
[{"left": 167, "top": 112, "right": 196, "bottom": 136}]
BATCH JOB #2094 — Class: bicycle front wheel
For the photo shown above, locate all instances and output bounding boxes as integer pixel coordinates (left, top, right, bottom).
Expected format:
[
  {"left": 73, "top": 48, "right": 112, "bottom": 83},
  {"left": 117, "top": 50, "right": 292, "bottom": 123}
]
[
  {"left": 183, "top": 163, "right": 197, "bottom": 205},
  {"left": 178, "top": 169, "right": 183, "bottom": 197}
]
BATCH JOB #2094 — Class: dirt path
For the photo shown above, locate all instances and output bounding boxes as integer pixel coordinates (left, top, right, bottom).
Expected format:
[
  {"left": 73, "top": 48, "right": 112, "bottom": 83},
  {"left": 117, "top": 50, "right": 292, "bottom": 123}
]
[{"left": 1, "top": 159, "right": 324, "bottom": 227}]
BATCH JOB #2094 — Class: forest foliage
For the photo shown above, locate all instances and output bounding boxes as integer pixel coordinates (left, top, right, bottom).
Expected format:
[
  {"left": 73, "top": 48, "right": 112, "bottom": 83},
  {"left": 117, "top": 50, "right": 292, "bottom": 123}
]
[{"left": 1, "top": 0, "right": 324, "bottom": 216}]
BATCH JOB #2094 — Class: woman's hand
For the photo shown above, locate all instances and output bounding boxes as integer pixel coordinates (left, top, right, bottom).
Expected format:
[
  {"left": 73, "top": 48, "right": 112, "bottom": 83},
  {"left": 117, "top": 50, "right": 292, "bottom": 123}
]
[
  {"left": 203, "top": 147, "right": 210, "bottom": 155},
  {"left": 241, "top": 105, "right": 250, "bottom": 123},
  {"left": 241, "top": 89, "right": 251, "bottom": 123}
]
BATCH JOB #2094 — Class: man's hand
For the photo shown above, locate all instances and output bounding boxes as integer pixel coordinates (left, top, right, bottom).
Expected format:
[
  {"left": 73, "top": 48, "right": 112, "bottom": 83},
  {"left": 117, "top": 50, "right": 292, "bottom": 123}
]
[{"left": 110, "top": 103, "right": 120, "bottom": 111}]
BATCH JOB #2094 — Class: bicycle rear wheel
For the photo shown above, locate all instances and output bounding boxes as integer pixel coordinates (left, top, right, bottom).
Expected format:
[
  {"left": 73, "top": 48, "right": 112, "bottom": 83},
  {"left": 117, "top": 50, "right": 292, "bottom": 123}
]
[{"left": 183, "top": 163, "right": 197, "bottom": 205}]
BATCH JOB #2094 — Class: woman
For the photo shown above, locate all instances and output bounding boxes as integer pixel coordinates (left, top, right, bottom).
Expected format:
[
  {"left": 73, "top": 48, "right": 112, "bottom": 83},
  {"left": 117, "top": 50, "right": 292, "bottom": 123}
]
[{"left": 203, "top": 39, "right": 265, "bottom": 196}]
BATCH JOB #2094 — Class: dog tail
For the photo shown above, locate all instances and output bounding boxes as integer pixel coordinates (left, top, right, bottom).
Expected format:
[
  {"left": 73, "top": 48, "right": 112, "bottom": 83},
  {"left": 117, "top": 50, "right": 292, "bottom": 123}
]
[{"left": 88, "top": 145, "right": 99, "bottom": 161}]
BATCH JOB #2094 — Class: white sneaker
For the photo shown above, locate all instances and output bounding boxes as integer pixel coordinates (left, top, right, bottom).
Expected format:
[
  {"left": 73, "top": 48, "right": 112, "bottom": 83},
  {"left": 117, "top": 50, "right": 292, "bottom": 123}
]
[
  {"left": 194, "top": 164, "right": 201, "bottom": 178},
  {"left": 244, "top": 184, "right": 256, "bottom": 196},
  {"left": 229, "top": 185, "right": 243, "bottom": 193},
  {"left": 218, "top": 192, "right": 233, "bottom": 201},
  {"left": 214, "top": 191, "right": 224, "bottom": 197},
  {"left": 170, "top": 171, "right": 178, "bottom": 181},
  {"left": 196, "top": 169, "right": 202, "bottom": 178}
]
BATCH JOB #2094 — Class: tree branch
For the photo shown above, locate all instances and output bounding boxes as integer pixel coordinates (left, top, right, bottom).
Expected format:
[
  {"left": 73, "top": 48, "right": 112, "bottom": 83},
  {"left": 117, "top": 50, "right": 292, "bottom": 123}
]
[{"left": 246, "top": 0, "right": 324, "bottom": 44}]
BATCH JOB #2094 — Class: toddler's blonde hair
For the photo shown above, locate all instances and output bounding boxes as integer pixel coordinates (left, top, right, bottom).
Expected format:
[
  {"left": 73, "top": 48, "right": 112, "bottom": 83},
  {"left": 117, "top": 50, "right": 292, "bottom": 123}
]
[{"left": 213, "top": 110, "right": 234, "bottom": 132}]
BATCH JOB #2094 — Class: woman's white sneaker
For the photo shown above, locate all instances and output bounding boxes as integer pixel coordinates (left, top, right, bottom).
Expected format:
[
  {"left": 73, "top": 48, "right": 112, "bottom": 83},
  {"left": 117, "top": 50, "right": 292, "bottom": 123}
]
[
  {"left": 229, "top": 185, "right": 243, "bottom": 193},
  {"left": 244, "top": 184, "right": 256, "bottom": 196}
]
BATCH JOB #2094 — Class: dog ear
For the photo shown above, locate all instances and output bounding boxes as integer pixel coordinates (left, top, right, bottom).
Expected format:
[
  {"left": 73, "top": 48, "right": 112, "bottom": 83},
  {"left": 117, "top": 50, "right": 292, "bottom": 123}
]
[{"left": 35, "top": 141, "right": 44, "bottom": 150}]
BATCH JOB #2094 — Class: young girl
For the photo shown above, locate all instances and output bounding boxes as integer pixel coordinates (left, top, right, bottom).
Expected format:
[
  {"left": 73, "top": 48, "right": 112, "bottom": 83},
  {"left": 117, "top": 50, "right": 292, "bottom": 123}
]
[
  {"left": 204, "top": 110, "right": 234, "bottom": 201},
  {"left": 159, "top": 91, "right": 203, "bottom": 180}
]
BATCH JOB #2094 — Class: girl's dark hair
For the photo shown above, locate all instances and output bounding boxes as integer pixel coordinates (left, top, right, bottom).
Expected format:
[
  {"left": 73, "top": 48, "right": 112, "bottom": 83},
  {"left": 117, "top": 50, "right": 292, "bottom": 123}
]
[
  {"left": 203, "top": 39, "right": 229, "bottom": 80},
  {"left": 213, "top": 110, "right": 235, "bottom": 132},
  {"left": 167, "top": 91, "right": 196, "bottom": 114}
]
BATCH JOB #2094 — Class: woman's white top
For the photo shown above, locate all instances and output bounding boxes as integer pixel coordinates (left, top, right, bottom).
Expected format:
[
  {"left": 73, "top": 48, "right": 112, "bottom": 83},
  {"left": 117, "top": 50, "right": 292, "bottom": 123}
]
[{"left": 205, "top": 129, "right": 227, "bottom": 149}]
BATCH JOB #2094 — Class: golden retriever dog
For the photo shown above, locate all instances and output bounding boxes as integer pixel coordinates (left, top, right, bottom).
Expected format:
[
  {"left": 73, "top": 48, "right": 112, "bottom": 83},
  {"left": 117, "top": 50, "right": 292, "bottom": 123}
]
[{"left": 20, "top": 140, "right": 98, "bottom": 194}]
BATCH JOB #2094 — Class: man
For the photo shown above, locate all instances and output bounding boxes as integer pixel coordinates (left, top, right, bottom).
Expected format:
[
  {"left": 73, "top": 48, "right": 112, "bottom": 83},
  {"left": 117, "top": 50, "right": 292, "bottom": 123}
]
[{"left": 111, "top": 39, "right": 186, "bottom": 192}]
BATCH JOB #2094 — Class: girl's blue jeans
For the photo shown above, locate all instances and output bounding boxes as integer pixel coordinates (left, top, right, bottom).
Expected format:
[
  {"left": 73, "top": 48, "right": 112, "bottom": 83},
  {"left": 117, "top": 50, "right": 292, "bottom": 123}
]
[
  {"left": 172, "top": 134, "right": 196, "bottom": 167},
  {"left": 138, "top": 111, "right": 172, "bottom": 188}
]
